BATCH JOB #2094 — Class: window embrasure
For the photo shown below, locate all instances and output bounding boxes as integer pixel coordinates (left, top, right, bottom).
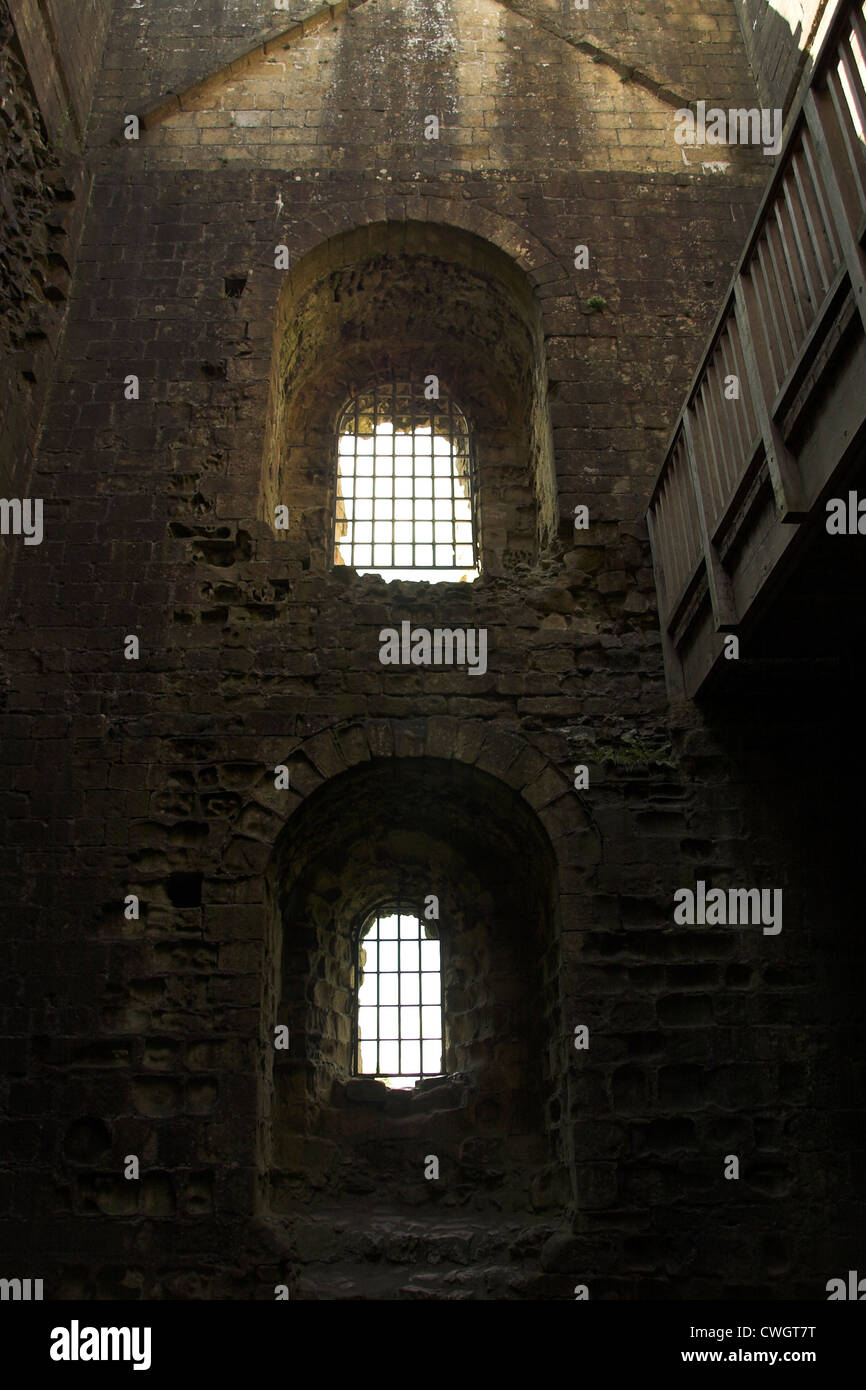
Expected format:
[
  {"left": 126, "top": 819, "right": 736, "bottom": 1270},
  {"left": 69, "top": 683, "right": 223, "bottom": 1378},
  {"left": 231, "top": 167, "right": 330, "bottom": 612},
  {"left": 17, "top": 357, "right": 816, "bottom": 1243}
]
[
  {"left": 352, "top": 905, "right": 443, "bottom": 1089},
  {"left": 333, "top": 381, "right": 479, "bottom": 583}
]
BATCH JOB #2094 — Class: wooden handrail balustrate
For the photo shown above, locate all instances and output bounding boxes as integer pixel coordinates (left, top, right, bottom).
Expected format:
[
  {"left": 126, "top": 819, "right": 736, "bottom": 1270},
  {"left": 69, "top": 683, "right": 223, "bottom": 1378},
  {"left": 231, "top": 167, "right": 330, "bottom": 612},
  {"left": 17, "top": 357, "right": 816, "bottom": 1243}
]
[{"left": 647, "top": 0, "right": 866, "bottom": 696}]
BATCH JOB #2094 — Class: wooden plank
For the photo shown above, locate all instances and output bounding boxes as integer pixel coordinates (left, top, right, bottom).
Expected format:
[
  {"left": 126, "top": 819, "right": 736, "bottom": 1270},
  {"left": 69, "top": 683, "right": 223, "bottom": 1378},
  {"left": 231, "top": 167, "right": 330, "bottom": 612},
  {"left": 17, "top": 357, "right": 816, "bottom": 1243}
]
[
  {"left": 710, "top": 437, "right": 767, "bottom": 555},
  {"left": 805, "top": 86, "right": 866, "bottom": 333},
  {"left": 765, "top": 208, "right": 802, "bottom": 357},
  {"left": 778, "top": 284, "right": 860, "bottom": 443},
  {"left": 691, "top": 387, "right": 717, "bottom": 522},
  {"left": 718, "top": 324, "right": 750, "bottom": 469},
  {"left": 783, "top": 156, "right": 823, "bottom": 307},
  {"left": 730, "top": 309, "right": 759, "bottom": 446},
  {"left": 800, "top": 132, "right": 843, "bottom": 280},
  {"left": 733, "top": 277, "right": 807, "bottom": 519},
  {"left": 655, "top": 483, "right": 676, "bottom": 606},
  {"left": 827, "top": 63, "right": 866, "bottom": 216},
  {"left": 840, "top": 34, "right": 866, "bottom": 140},
  {"left": 775, "top": 185, "right": 812, "bottom": 337},
  {"left": 667, "top": 552, "right": 711, "bottom": 646},
  {"left": 702, "top": 359, "right": 734, "bottom": 521},
  {"left": 748, "top": 251, "right": 781, "bottom": 395},
  {"left": 659, "top": 478, "right": 686, "bottom": 612},
  {"left": 669, "top": 452, "right": 692, "bottom": 595},
  {"left": 681, "top": 409, "right": 738, "bottom": 630},
  {"left": 755, "top": 238, "right": 790, "bottom": 386},
  {"left": 771, "top": 263, "right": 849, "bottom": 420},
  {"left": 645, "top": 506, "right": 687, "bottom": 700}
]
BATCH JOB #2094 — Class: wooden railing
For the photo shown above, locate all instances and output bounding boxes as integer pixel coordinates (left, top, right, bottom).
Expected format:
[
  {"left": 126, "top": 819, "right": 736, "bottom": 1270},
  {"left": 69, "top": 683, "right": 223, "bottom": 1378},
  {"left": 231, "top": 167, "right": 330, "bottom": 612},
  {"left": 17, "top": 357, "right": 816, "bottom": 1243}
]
[{"left": 648, "top": 0, "right": 866, "bottom": 693}]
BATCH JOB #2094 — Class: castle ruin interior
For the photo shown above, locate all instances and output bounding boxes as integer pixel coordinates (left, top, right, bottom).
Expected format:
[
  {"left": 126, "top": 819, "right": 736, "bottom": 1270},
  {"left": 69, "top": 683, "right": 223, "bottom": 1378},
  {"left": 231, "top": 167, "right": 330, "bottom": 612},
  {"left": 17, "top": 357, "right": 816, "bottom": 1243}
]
[{"left": 1, "top": 0, "right": 864, "bottom": 1301}]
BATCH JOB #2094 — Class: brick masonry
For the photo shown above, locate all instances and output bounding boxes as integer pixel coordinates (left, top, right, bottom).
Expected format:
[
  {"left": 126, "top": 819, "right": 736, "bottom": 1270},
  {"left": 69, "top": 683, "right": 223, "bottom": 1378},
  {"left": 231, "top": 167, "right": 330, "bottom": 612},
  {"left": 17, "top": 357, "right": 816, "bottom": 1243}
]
[{"left": 0, "top": 0, "right": 863, "bottom": 1300}]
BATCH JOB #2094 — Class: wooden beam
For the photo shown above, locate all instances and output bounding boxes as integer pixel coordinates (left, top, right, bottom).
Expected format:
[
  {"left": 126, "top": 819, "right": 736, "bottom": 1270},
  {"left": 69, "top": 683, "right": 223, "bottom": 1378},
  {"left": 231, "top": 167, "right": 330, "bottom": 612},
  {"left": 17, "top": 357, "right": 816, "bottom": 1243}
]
[
  {"left": 732, "top": 280, "right": 807, "bottom": 520},
  {"left": 804, "top": 86, "right": 866, "bottom": 337},
  {"left": 681, "top": 409, "right": 738, "bottom": 631},
  {"left": 645, "top": 505, "right": 687, "bottom": 700}
]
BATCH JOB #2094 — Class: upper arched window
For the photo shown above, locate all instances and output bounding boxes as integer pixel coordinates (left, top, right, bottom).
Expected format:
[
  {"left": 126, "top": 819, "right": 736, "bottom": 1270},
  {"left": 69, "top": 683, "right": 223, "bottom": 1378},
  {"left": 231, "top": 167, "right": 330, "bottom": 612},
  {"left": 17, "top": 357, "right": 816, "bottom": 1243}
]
[{"left": 333, "top": 381, "right": 479, "bottom": 582}]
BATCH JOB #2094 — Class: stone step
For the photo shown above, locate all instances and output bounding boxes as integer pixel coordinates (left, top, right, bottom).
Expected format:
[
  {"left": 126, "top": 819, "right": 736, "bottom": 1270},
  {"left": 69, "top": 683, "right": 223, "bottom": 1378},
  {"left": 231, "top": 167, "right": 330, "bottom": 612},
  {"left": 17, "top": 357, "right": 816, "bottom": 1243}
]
[
  {"left": 278, "top": 1208, "right": 560, "bottom": 1299},
  {"left": 285, "top": 1209, "right": 555, "bottom": 1269},
  {"left": 296, "top": 1259, "right": 542, "bottom": 1301}
]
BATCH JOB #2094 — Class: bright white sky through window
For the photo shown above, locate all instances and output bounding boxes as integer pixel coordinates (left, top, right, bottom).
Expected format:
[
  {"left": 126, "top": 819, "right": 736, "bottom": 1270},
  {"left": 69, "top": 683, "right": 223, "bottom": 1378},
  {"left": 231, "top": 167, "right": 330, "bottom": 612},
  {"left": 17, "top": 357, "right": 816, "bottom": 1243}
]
[
  {"left": 334, "top": 407, "right": 479, "bottom": 582},
  {"left": 356, "top": 911, "right": 443, "bottom": 1090}
]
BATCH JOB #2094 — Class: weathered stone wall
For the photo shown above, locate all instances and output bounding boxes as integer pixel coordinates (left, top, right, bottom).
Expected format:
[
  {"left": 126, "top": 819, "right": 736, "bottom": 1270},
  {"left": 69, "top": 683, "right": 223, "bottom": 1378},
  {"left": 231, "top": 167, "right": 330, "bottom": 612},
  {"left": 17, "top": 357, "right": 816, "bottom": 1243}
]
[
  {"left": 1, "top": 0, "right": 863, "bottom": 1301},
  {"left": 730, "top": 0, "right": 835, "bottom": 113},
  {"left": 119, "top": 0, "right": 762, "bottom": 176},
  {"left": 0, "top": 0, "right": 110, "bottom": 592},
  {"left": 8, "top": 0, "right": 113, "bottom": 149}
]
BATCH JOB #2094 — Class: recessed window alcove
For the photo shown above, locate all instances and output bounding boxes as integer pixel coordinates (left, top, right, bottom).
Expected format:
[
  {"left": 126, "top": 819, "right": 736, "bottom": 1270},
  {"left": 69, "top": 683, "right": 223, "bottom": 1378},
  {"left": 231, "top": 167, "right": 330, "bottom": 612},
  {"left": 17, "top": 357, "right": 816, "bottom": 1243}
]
[
  {"left": 259, "top": 221, "right": 557, "bottom": 579},
  {"left": 260, "top": 757, "right": 568, "bottom": 1218}
]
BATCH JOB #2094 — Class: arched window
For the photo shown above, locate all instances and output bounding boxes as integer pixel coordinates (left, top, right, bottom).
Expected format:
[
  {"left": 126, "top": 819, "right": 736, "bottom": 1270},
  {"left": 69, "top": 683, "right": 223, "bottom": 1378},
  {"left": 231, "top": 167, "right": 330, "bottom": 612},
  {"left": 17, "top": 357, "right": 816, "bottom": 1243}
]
[
  {"left": 333, "top": 381, "right": 479, "bottom": 582},
  {"left": 352, "top": 905, "right": 443, "bottom": 1089}
]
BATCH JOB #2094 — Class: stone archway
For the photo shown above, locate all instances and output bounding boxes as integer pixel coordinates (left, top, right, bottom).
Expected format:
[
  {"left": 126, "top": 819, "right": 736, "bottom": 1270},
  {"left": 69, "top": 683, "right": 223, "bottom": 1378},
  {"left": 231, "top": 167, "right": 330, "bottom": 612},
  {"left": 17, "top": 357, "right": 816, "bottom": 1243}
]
[
  {"left": 257, "top": 219, "right": 559, "bottom": 574},
  {"left": 265, "top": 755, "right": 560, "bottom": 1201},
  {"left": 215, "top": 716, "right": 600, "bottom": 1294}
]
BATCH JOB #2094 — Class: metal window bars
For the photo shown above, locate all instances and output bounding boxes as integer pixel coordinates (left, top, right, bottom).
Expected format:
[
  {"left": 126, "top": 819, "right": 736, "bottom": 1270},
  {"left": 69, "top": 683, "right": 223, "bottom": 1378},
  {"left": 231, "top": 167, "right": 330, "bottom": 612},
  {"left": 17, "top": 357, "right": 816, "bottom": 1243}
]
[
  {"left": 351, "top": 904, "right": 444, "bottom": 1081},
  {"left": 333, "top": 381, "right": 478, "bottom": 574}
]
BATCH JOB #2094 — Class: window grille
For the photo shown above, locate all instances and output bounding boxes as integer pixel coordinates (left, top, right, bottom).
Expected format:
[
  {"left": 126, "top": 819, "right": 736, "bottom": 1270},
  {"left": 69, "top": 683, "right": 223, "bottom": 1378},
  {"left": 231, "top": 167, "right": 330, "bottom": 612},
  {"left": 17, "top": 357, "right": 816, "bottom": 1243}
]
[
  {"left": 333, "top": 381, "right": 479, "bottom": 580},
  {"left": 352, "top": 906, "right": 443, "bottom": 1086}
]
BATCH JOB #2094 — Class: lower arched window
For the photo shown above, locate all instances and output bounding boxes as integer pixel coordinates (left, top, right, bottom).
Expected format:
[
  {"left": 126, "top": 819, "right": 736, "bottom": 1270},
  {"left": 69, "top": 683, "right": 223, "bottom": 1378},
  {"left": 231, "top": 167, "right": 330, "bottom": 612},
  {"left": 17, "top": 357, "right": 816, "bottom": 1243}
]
[{"left": 352, "top": 905, "right": 443, "bottom": 1089}]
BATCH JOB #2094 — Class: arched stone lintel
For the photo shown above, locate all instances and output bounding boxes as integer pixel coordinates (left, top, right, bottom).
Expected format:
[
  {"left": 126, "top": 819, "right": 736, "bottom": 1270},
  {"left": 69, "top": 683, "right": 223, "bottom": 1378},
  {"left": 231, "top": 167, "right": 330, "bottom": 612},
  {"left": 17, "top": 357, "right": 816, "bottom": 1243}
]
[
  {"left": 222, "top": 717, "right": 599, "bottom": 883},
  {"left": 271, "top": 213, "right": 561, "bottom": 322}
]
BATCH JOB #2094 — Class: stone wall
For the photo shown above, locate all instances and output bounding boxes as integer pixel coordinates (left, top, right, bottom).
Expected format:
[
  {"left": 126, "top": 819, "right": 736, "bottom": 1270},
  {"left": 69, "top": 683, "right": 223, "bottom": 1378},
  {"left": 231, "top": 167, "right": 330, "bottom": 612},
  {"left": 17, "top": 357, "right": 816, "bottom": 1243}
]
[
  {"left": 8, "top": 0, "right": 113, "bottom": 150},
  {"left": 730, "top": 0, "right": 836, "bottom": 114},
  {"left": 1, "top": 0, "right": 863, "bottom": 1300},
  {"left": 122, "top": 0, "right": 761, "bottom": 176},
  {"left": 0, "top": 0, "right": 110, "bottom": 592}
]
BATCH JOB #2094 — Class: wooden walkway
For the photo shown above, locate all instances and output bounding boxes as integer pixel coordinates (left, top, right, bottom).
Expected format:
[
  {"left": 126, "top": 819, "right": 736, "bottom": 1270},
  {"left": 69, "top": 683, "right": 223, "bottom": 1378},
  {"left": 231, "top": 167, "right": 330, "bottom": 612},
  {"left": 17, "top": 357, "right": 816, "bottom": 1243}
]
[{"left": 647, "top": 0, "right": 866, "bottom": 697}]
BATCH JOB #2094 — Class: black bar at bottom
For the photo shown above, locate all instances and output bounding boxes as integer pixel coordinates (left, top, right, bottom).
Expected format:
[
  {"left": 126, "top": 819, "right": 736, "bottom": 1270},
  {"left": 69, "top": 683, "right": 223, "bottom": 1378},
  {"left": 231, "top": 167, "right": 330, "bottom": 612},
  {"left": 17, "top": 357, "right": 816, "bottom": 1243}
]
[{"left": 5, "top": 1298, "right": 863, "bottom": 1377}]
